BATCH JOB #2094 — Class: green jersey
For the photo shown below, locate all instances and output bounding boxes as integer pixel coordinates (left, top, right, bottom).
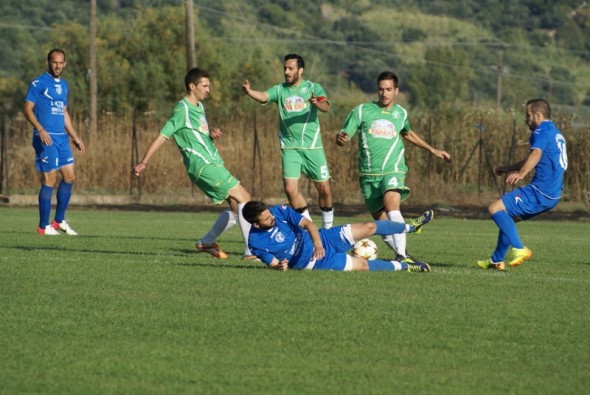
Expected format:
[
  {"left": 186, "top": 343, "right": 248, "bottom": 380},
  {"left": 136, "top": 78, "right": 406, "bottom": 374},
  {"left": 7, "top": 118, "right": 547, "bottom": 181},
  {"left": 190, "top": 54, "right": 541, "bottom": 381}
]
[
  {"left": 160, "top": 98, "right": 223, "bottom": 174},
  {"left": 340, "top": 102, "right": 410, "bottom": 176},
  {"left": 265, "top": 80, "right": 328, "bottom": 149}
]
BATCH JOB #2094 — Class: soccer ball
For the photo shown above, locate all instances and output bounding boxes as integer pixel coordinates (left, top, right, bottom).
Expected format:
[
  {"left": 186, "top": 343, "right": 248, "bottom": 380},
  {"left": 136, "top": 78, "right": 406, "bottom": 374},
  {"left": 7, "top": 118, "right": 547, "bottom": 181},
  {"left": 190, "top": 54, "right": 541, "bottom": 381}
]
[{"left": 352, "top": 238, "right": 378, "bottom": 260}]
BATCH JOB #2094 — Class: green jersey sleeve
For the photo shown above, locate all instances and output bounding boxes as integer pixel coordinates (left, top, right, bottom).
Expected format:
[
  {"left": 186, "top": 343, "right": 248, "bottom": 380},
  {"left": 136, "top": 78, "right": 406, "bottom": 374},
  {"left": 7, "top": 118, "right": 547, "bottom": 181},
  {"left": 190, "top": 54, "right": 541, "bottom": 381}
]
[
  {"left": 312, "top": 82, "right": 328, "bottom": 102},
  {"left": 264, "top": 84, "right": 281, "bottom": 104},
  {"left": 160, "top": 105, "right": 183, "bottom": 138},
  {"left": 400, "top": 114, "right": 410, "bottom": 134},
  {"left": 340, "top": 104, "right": 364, "bottom": 139}
]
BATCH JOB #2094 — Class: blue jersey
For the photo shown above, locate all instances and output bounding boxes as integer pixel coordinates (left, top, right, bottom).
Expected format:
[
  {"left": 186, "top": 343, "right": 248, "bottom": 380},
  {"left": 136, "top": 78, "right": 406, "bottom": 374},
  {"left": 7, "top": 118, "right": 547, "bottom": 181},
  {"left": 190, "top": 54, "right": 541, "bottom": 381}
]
[
  {"left": 25, "top": 72, "right": 69, "bottom": 136},
  {"left": 529, "top": 120, "right": 567, "bottom": 199},
  {"left": 248, "top": 205, "right": 314, "bottom": 269}
]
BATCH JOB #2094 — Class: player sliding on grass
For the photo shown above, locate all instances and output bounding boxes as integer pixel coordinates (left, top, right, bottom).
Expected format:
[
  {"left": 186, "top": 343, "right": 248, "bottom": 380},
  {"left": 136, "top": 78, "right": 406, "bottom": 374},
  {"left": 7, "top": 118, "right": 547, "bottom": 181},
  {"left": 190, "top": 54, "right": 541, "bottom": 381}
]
[
  {"left": 242, "top": 201, "right": 433, "bottom": 272},
  {"left": 133, "top": 67, "right": 254, "bottom": 260},
  {"left": 477, "top": 99, "right": 567, "bottom": 271}
]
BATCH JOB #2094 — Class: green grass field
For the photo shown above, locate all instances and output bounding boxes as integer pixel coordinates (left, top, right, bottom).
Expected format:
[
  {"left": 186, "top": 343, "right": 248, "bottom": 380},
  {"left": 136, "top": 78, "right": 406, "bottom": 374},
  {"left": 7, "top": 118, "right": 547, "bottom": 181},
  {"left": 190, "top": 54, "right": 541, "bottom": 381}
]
[{"left": 1, "top": 207, "right": 588, "bottom": 394}]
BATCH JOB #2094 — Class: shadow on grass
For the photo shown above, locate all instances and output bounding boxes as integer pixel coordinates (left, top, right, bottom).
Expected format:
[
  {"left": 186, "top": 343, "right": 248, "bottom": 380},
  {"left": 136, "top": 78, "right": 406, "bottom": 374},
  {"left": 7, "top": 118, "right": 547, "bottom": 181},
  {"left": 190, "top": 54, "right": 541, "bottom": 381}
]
[
  {"left": 174, "top": 261, "right": 267, "bottom": 270},
  {"left": 1, "top": 230, "right": 198, "bottom": 243},
  {"left": 5, "top": 244, "right": 265, "bottom": 270},
  {"left": 6, "top": 244, "right": 194, "bottom": 258},
  {"left": 428, "top": 262, "right": 455, "bottom": 268}
]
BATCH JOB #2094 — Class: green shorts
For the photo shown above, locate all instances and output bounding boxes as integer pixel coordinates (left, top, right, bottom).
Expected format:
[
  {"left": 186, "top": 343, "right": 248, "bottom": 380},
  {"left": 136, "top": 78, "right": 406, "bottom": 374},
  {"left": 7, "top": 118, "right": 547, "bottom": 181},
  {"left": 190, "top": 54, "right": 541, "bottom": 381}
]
[
  {"left": 360, "top": 173, "right": 411, "bottom": 213},
  {"left": 282, "top": 149, "right": 330, "bottom": 182},
  {"left": 191, "top": 164, "right": 240, "bottom": 204}
]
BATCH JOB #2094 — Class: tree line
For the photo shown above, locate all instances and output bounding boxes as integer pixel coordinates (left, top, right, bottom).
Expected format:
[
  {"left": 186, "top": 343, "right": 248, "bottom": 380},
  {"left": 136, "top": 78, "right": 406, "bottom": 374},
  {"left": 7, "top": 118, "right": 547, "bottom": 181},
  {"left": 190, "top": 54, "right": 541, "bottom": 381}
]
[{"left": 0, "top": 0, "right": 589, "bottom": 121}]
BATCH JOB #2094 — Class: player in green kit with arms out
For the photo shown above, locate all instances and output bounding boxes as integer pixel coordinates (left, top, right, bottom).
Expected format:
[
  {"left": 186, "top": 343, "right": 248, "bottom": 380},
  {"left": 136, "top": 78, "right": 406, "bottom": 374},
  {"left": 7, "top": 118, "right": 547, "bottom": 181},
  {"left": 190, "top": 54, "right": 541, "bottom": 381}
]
[{"left": 242, "top": 54, "right": 335, "bottom": 229}]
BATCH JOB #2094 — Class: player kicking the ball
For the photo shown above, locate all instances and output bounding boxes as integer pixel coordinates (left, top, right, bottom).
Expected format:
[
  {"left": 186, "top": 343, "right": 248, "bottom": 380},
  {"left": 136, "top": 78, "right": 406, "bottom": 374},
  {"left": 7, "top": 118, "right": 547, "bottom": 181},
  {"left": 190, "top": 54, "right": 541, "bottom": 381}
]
[
  {"left": 133, "top": 68, "right": 254, "bottom": 260},
  {"left": 242, "top": 201, "right": 434, "bottom": 272},
  {"left": 477, "top": 99, "right": 567, "bottom": 271}
]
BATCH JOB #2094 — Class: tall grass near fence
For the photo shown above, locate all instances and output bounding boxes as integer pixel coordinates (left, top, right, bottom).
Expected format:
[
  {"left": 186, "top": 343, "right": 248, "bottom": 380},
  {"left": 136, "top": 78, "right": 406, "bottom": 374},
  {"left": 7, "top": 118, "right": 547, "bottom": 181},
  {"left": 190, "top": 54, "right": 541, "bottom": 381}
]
[{"left": 2, "top": 109, "right": 588, "bottom": 207}]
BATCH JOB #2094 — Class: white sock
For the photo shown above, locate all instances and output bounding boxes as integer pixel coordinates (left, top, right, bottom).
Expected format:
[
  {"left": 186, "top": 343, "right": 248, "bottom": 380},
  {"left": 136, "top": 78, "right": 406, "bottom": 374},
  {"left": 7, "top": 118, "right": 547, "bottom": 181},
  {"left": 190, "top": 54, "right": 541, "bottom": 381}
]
[
  {"left": 387, "top": 210, "right": 406, "bottom": 257},
  {"left": 301, "top": 209, "right": 312, "bottom": 221},
  {"left": 321, "top": 208, "right": 334, "bottom": 229},
  {"left": 381, "top": 235, "right": 396, "bottom": 251},
  {"left": 238, "top": 202, "right": 253, "bottom": 256},
  {"left": 200, "top": 209, "right": 237, "bottom": 244}
]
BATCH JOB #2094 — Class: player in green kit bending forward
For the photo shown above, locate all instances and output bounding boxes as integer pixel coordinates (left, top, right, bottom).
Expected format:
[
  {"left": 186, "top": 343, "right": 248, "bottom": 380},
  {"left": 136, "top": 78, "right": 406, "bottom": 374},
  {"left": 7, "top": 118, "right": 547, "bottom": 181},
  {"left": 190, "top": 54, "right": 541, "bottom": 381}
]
[
  {"left": 336, "top": 71, "right": 451, "bottom": 262},
  {"left": 242, "top": 54, "right": 335, "bottom": 229},
  {"left": 134, "top": 68, "right": 253, "bottom": 260}
]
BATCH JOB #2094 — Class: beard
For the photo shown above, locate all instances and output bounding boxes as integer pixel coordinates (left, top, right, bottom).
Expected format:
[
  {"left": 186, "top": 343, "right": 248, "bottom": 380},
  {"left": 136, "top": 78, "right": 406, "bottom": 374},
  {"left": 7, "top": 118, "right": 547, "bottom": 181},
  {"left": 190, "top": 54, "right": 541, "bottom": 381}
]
[
  {"left": 285, "top": 74, "right": 300, "bottom": 86},
  {"left": 49, "top": 68, "right": 63, "bottom": 78}
]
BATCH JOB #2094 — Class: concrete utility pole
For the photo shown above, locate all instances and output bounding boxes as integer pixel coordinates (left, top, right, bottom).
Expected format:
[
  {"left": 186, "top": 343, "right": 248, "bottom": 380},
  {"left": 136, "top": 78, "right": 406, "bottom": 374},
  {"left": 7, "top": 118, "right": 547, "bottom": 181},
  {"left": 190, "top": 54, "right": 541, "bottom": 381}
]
[
  {"left": 495, "top": 45, "right": 504, "bottom": 112},
  {"left": 89, "top": 0, "right": 97, "bottom": 134},
  {"left": 185, "top": 0, "right": 196, "bottom": 69}
]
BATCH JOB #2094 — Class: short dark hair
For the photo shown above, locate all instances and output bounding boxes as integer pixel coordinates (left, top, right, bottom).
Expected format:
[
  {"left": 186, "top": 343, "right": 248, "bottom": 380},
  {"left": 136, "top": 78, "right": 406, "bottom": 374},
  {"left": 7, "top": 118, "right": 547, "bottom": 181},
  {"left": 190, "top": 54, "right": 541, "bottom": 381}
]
[
  {"left": 47, "top": 48, "right": 66, "bottom": 63},
  {"left": 185, "top": 67, "right": 210, "bottom": 91},
  {"left": 242, "top": 201, "right": 268, "bottom": 224},
  {"left": 377, "top": 71, "right": 399, "bottom": 88},
  {"left": 526, "top": 98, "right": 551, "bottom": 119},
  {"left": 284, "top": 53, "right": 304, "bottom": 69}
]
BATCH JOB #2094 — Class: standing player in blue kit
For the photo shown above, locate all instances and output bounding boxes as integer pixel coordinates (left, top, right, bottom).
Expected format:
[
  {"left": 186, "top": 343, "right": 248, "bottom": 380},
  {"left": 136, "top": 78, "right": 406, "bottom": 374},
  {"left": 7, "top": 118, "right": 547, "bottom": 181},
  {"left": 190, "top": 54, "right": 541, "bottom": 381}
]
[{"left": 24, "top": 48, "right": 85, "bottom": 235}]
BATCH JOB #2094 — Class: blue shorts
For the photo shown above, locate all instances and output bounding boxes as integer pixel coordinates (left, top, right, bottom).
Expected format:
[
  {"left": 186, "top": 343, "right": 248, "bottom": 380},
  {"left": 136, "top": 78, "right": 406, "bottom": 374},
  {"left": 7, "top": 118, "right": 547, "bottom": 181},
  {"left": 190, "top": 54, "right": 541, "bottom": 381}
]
[
  {"left": 502, "top": 184, "right": 560, "bottom": 221},
  {"left": 311, "top": 226, "right": 354, "bottom": 271},
  {"left": 32, "top": 134, "right": 74, "bottom": 172}
]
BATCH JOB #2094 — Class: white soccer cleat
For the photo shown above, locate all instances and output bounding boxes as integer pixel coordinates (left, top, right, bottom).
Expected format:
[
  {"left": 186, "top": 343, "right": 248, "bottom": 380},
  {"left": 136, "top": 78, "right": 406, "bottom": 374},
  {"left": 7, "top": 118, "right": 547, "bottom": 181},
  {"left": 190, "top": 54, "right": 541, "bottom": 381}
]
[
  {"left": 37, "top": 225, "right": 60, "bottom": 235},
  {"left": 52, "top": 220, "right": 78, "bottom": 236}
]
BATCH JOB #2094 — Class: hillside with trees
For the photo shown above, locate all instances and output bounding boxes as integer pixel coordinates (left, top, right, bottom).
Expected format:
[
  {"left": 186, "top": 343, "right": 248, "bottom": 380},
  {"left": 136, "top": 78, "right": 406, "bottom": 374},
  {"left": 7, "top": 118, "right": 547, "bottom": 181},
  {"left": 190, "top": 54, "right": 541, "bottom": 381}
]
[
  {"left": 1, "top": 0, "right": 589, "bottom": 119},
  {"left": 0, "top": 1, "right": 588, "bottom": 206}
]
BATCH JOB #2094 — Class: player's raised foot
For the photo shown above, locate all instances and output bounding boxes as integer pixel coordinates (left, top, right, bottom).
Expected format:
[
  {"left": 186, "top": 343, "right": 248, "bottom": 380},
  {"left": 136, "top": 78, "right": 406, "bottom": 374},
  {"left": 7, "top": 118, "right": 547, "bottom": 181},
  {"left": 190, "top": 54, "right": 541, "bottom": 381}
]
[
  {"left": 37, "top": 225, "right": 60, "bottom": 235},
  {"left": 409, "top": 209, "right": 434, "bottom": 234},
  {"left": 242, "top": 254, "right": 261, "bottom": 262},
  {"left": 508, "top": 247, "right": 532, "bottom": 267},
  {"left": 52, "top": 220, "right": 78, "bottom": 236},
  {"left": 476, "top": 259, "right": 506, "bottom": 271},
  {"left": 407, "top": 261, "right": 431, "bottom": 272},
  {"left": 195, "top": 241, "right": 229, "bottom": 259}
]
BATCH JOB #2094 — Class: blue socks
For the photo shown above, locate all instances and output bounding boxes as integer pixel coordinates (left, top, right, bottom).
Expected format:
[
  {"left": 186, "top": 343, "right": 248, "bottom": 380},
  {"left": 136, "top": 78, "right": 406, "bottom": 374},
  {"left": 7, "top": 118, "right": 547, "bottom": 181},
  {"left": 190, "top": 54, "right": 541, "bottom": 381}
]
[
  {"left": 492, "top": 230, "right": 511, "bottom": 263},
  {"left": 491, "top": 211, "right": 523, "bottom": 248},
  {"left": 38, "top": 181, "right": 73, "bottom": 228},
  {"left": 491, "top": 211, "right": 524, "bottom": 261},
  {"left": 54, "top": 181, "right": 73, "bottom": 223},
  {"left": 374, "top": 220, "right": 406, "bottom": 236},
  {"left": 38, "top": 185, "right": 53, "bottom": 228},
  {"left": 367, "top": 259, "right": 408, "bottom": 271}
]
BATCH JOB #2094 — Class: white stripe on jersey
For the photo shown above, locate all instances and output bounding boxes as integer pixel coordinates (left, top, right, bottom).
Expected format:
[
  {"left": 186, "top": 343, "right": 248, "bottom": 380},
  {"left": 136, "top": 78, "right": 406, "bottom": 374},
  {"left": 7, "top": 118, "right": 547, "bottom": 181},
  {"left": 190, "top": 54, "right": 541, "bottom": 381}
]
[
  {"left": 393, "top": 147, "right": 405, "bottom": 172},
  {"left": 358, "top": 105, "right": 373, "bottom": 170},
  {"left": 382, "top": 137, "right": 401, "bottom": 172},
  {"left": 180, "top": 100, "right": 217, "bottom": 162},
  {"left": 308, "top": 83, "right": 320, "bottom": 148},
  {"left": 182, "top": 148, "right": 211, "bottom": 164},
  {"left": 382, "top": 106, "right": 408, "bottom": 172}
]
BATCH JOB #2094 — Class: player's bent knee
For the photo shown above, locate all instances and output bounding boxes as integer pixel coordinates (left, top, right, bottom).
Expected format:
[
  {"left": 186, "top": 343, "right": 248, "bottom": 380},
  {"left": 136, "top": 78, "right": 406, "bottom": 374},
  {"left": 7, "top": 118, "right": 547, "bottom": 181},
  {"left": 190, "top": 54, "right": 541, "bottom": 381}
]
[
  {"left": 63, "top": 175, "right": 76, "bottom": 183},
  {"left": 315, "top": 181, "right": 332, "bottom": 196},
  {"left": 489, "top": 199, "right": 505, "bottom": 215}
]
